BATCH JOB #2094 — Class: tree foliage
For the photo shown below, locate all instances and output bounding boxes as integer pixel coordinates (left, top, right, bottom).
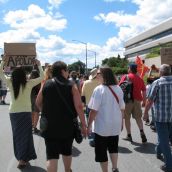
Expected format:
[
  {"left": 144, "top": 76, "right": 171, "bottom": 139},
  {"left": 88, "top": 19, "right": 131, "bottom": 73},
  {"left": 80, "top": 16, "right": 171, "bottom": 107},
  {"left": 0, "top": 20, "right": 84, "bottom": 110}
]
[
  {"left": 101, "top": 55, "right": 129, "bottom": 74},
  {"left": 68, "top": 60, "right": 85, "bottom": 74}
]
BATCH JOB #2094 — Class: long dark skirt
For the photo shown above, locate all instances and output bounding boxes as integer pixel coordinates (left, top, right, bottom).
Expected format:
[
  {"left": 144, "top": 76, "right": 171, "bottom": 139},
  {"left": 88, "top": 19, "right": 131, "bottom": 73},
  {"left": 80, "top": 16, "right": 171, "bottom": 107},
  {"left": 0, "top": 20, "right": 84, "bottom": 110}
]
[{"left": 10, "top": 112, "right": 37, "bottom": 161}]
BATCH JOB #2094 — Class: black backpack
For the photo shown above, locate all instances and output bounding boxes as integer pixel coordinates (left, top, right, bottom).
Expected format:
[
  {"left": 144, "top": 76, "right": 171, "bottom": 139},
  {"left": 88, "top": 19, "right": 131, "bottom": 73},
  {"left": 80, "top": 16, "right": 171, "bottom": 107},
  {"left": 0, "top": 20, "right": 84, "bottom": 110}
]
[{"left": 119, "top": 75, "right": 133, "bottom": 103}]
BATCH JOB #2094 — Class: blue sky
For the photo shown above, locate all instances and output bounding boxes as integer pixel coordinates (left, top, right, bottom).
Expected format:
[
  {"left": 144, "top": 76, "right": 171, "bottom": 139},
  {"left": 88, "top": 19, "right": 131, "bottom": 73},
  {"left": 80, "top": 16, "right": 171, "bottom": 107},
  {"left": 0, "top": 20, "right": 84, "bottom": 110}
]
[{"left": 0, "top": 0, "right": 172, "bottom": 68}]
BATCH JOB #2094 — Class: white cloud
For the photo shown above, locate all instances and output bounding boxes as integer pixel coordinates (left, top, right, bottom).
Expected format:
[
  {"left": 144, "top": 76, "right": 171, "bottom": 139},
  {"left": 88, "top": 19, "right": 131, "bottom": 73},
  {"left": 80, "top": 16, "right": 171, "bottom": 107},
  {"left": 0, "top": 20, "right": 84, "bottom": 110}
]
[
  {"left": 4, "top": 4, "right": 67, "bottom": 31},
  {"left": 0, "top": 29, "right": 40, "bottom": 45},
  {"left": 48, "top": 0, "right": 64, "bottom": 8},
  {"left": 1, "top": 0, "right": 172, "bottom": 68},
  {"left": 94, "top": 0, "right": 172, "bottom": 62}
]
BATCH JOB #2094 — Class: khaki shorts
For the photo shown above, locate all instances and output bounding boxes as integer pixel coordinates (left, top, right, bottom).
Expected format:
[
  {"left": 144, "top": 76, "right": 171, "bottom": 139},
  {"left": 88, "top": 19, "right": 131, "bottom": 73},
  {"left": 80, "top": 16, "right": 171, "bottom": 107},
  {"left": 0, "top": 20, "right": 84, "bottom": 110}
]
[{"left": 124, "top": 100, "right": 142, "bottom": 120}]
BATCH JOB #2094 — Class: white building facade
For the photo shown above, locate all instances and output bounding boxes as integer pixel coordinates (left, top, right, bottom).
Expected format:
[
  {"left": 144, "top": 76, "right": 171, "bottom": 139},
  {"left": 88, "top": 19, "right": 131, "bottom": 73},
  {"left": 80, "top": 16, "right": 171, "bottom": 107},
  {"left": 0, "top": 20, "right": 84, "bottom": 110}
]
[{"left": 124, "top": 17, "right": 172, "bottom": 62}]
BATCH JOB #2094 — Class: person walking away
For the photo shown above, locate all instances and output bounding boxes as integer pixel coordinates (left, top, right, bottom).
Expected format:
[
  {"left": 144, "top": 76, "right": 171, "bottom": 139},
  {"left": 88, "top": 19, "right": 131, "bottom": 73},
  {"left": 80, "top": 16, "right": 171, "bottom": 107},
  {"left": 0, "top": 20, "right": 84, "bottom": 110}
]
[
  {"left": 69, "top": 71, "right": 81, "bottom": 94},
  {"left": 0, "top": 59, "right": 44, "bottom": 169},
  {"left": 36, "top": 65, "right": 52, "bottom": 109},
  {"left": 0, "top": 78, "right": 8, "bottom": 104},
  {"left": 87, "top": 67, "right": 125, "bottom": 172},
  {"left": 81, "top": 68, "right": 99, "bottom": 146},
  {"left": 36, "top": 61, "right": 87, "bottom": 172},
  {"left": 144, "top": 64, "right": 172, "bottom": 172},
  {"left": 146, "top": 78, "right": 156, "bottom": 131},
  {"left": 29, "top": 69, "right": 41, "bottom": 134},
  {"left": 119, "top": 63, "right": 147, "bottom": 143}
]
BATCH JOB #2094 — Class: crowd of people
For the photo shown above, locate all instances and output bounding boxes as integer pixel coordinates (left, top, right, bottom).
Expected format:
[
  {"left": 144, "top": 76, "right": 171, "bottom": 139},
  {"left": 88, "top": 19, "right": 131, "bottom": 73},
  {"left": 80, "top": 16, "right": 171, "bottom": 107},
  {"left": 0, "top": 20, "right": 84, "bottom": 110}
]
[{"left": 0, "top": 57, "right": 172, "bottom": 172}]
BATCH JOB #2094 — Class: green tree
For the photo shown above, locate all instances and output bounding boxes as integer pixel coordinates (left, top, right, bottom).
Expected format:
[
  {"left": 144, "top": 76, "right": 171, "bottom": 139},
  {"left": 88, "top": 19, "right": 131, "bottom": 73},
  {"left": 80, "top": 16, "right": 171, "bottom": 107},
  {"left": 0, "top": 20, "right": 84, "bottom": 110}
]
[
  {"left": 101, "top": 56, "right": 129, "bottom": 74},
  {"left": 68, "top": 60, "right": 85, "bottom": 74}
]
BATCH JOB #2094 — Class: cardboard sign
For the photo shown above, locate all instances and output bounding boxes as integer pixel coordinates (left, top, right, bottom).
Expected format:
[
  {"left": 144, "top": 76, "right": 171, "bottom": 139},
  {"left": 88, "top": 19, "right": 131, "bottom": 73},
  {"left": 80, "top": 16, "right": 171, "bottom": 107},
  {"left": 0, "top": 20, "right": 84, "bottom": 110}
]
[
  {"left": 160, "top": 47, "right": 172, "bottom": 65},
  {"left": 4, "top": 43, "right": 36, "bottom": 67},
  {"left": 4, "top": 43, "right": 36, "bottom": 55}
]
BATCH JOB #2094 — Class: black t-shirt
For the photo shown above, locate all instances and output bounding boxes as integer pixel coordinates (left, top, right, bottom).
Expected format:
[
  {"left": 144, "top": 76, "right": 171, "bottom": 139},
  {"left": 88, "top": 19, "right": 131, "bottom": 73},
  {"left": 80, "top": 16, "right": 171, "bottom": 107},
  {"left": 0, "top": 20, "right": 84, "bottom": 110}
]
[{"left": 42, "top": 78, "right": 77, "bottom": 139}]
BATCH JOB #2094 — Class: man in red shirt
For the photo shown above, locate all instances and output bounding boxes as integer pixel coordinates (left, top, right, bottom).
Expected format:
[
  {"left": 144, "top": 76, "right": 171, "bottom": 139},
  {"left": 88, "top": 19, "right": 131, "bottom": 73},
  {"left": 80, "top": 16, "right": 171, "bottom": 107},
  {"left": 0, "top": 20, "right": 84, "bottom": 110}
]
[{"left": 119, "top": 64, "right": 147, "bottom": 143}]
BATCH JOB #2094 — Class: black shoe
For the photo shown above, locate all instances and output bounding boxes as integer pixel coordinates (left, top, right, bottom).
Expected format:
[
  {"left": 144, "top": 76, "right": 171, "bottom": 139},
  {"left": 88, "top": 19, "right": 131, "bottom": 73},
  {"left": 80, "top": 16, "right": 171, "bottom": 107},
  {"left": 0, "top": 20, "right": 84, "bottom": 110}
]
[
  {"left": 141, "top": 133, "right": 147, "bottom": 143},
  {"left": 17, "top": 162, "right": 30, "bottom": 169},
  {"left": 112, "top": 168, "right": 119, "bottom": 172},
  {"left": 160, "top": 165, "right": 172, "bottom": 172}
]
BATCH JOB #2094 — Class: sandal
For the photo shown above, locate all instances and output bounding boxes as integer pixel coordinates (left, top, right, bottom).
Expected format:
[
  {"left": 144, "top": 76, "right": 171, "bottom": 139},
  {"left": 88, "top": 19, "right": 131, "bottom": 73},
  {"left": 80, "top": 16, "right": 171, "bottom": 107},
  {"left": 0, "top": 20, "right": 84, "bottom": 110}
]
[{"left": 17, "top": 161, "right": 30, "bottom": 169}]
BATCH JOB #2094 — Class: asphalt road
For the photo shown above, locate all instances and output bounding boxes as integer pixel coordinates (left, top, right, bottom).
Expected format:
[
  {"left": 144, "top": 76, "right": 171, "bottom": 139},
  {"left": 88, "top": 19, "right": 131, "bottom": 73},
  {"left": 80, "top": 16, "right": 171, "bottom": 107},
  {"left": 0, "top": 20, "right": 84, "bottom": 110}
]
[{"left": 0, "top": 92, "right": 166, "bottom": 172}]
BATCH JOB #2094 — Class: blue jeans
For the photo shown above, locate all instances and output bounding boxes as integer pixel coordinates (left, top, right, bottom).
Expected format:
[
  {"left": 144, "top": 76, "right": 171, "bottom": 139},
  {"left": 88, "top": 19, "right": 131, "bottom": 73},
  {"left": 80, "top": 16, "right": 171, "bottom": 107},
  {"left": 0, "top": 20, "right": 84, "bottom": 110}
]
[{"left": 155, "top": 122, "right": 172, "bottom": 170}]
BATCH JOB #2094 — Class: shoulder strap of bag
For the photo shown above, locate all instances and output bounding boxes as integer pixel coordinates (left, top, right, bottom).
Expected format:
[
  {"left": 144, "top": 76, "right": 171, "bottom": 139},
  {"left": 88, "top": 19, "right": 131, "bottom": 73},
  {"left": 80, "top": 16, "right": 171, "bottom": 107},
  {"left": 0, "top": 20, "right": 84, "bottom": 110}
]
[
  {"left": 108, "top": 86, "right": 119, "bottom": 104},
  {"left": 125, "top": 74, "right": 129, "bottom": 81},
  {"left": 52, "top": 78, "right": 74, "bottom": 119}
]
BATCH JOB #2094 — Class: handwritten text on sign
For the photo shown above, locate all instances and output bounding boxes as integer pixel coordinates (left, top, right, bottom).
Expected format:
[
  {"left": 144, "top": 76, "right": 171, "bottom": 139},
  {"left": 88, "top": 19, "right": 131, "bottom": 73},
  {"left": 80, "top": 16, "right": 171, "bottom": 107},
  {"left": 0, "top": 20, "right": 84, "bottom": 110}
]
[{"left": 6, "top": 55, "right": 36, "bottom": 67}]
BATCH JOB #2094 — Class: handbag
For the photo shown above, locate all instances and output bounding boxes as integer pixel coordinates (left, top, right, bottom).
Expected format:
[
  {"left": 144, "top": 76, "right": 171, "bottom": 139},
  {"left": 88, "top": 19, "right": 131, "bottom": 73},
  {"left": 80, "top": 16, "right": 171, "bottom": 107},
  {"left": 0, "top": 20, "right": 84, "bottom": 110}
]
[
  {"left": 73, "top": 118, "right": 83, "bottom": 144},
  {"left": 52, "top": 78, "right": 83, "bottom": 144}
]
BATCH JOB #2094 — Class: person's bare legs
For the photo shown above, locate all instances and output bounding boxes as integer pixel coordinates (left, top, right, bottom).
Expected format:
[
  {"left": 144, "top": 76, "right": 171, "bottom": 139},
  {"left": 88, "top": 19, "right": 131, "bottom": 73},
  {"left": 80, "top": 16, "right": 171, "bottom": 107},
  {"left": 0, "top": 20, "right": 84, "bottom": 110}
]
[
  {"left": 33, "top": 112, "right": 40, "bottom": 128},
  {"left": 100, "top": 161, "right": 108, "bottom": 172},
  {"left": 125, "top": 118, "right": 131, "bottom": 134},
  {"left": 135, "top": 118, "right": 144, "bottom": 130},
  {"left": 135, "top": 117, "right": 147, "bottom": 143},
  {"left": 110, "top": 153, "right": 118, "bottom": 170},
  {"left": 47, "top": 159, "right": 58, "bottom": 172},
  {"left": 62, "top": 155, "right": 72, "bottom": 172}
]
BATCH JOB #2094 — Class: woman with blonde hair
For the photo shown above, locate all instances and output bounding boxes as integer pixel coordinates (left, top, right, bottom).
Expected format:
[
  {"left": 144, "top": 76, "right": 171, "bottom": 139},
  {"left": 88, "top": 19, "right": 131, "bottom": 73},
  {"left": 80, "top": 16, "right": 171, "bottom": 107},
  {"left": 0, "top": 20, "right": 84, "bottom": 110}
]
[{"left": 36, "top": 65, "right": 52, "bottom": 110}]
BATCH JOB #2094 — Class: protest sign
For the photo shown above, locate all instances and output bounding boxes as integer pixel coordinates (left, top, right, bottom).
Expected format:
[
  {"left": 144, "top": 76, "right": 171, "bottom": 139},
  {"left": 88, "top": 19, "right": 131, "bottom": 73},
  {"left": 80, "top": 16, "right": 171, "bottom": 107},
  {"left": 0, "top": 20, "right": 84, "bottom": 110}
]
[
  {"left": 4, "top": 43, "right": 36, "bottom": 67},
  {"left": 160, "top": 47, "right": 172, "bottom": 65}
]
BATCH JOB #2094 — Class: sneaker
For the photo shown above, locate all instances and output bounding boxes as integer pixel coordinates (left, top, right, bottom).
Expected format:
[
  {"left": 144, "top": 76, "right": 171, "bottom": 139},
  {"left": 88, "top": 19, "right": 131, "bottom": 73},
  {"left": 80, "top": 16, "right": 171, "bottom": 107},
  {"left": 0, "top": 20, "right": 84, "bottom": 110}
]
[
  {"left": 112, "top": 168, "right": 119, "bottom": 172},
  {"left": 170, "top": 140, "right": 172, "bottom": 146},
  {"left": 125, "top": 135, "right": 133, "bottom": 142},
  {"left": 141, "top": 133, "right": 147, "bottom": 143},
  {"left": 160, "top": 165, "right": 172, "bottom": 172},
  {"left": 89, "top": 139, "right": 95, "bottom": 147},
  {"left": 33, "top": 128, "right": 40, "bottom": 134},
  {"left": 1, "top": 100, "right": 6, "bottom": 104},
  {"left": 156, "top": 154, "right": 163, "bottom": 160},
  {"left": 150, "top": 125, "right": 156, "bottom": 132},
  {"left": 145, "top": 119, "right": 150, "bottom": 125}
]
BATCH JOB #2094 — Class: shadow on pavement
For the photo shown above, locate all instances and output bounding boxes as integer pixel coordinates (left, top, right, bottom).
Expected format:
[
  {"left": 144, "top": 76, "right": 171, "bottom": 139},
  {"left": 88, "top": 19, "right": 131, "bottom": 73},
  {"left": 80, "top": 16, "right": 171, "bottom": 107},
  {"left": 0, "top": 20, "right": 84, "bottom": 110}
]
[
  {"left": 119, "top": 146, "right": 132, "bottom": 154},
  {"left": 21, "top": 166, "right": 46, "bottom": 172},
  {"left": 0, "top": 103, "right": 10, "bottom": 105},
  {"left": 72, "top": 146, "right": 81, "bottom": 157},
  {"left": 133, "top": 142, "right": 156, "bottom": 154}
]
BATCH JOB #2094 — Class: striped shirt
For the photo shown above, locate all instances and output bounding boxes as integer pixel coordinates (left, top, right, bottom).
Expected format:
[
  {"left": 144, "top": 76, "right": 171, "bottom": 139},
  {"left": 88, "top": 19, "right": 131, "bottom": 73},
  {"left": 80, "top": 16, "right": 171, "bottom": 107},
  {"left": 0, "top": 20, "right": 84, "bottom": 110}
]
[{"left": 147, "top": 76, "right": 172, "bottom": 122}]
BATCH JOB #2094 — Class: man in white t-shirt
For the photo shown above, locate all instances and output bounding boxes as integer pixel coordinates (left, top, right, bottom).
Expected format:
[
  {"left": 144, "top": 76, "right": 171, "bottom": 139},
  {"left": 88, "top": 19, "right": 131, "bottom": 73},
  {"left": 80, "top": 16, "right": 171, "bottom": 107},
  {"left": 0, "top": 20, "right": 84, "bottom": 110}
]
[{"left": 81, "top": 68, "right": 99, "bottom": 146}]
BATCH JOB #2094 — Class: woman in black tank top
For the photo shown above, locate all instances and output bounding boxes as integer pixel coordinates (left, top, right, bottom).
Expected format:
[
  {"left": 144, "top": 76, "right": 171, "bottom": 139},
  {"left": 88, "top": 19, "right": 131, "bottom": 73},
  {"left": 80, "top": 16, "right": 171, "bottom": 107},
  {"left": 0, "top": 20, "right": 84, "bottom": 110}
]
[{"left": 36, "top": 61, "right": 87, "bottom": 172}]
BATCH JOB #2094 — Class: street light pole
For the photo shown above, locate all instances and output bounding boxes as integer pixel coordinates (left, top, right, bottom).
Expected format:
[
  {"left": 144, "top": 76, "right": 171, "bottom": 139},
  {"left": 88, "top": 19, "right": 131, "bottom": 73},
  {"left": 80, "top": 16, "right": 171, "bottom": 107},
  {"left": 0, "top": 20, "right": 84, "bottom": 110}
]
[
  {"left": 72, "top": 40, "right": 88, "bottom": 74},
  {"left": 88, "top": 50, "right": 96, "bottom": 68}
]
